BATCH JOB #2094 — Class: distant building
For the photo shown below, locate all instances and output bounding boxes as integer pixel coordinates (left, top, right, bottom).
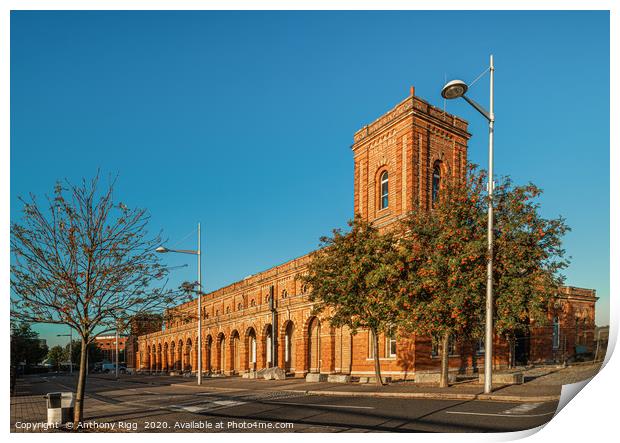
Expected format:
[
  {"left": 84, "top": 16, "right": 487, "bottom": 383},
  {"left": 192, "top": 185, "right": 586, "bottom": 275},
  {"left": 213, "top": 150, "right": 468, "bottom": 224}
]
[
  {"left": 125, "top": 314, "right": 163, "bottom": 370},
  {"left": 94, "top": 335, "right": 127, "bottom": 363}
]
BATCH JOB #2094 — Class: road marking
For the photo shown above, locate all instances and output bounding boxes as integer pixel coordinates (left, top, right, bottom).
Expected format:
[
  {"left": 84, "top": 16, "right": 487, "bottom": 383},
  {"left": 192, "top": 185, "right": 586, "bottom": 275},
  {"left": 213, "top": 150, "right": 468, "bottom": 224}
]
[
  {"left": 170, "top": 400, "right": 247, "bottom": 413},
  {"left": 501, "top": 403, "right": 543, "bottom": 415},
  {"left": 269, "top": 401, "right": 375, "bottom": 410},
  {"left": 212, "top": 400, "right": 246, "bottom": 406},
  {"left": 171, "top": 405, "right": 207, "bottom": 413},
  {"left": 445, "top": 410, "right": 555, "bottom": 418}
]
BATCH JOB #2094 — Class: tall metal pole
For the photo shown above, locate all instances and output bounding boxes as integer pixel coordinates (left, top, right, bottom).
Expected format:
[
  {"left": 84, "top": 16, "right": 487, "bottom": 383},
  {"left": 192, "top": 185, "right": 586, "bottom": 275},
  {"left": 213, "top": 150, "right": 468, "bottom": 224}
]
[
  {"left": 197, "top": 222, "right": 202, "bottom": 385},
  {"left": 69, "top": 329, "right": 73, "bottom": 375},
  {"left": 484, "top": 54, "right": 495, "bottom": 394},
  {"left": 115, "top": 327, "right": 119, "bottom": 378}
]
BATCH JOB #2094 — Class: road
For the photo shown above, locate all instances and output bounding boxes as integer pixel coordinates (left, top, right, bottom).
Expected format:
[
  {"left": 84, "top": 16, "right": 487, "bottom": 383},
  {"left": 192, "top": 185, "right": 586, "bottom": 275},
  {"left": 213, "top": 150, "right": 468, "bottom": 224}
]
[{"left": 11, "top": 374, "right": 559, "bottom": 433}]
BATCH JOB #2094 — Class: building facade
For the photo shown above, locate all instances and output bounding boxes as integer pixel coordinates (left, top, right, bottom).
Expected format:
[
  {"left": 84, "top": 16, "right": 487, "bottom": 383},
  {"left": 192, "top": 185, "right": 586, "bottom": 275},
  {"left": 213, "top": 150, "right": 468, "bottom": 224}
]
[
  {"left": 136, "top": 89, "right": 597, "bottom": 379},
  {"left": 94, "top": 335, "right": 127, "bottom": 364}
]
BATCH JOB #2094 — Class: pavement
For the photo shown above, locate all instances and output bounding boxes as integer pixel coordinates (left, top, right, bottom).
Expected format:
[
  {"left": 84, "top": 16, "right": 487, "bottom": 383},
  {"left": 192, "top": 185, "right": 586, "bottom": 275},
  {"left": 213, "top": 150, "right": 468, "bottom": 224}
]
[{"left": 10, "top": 362, "right": 602, "bottom": 433}]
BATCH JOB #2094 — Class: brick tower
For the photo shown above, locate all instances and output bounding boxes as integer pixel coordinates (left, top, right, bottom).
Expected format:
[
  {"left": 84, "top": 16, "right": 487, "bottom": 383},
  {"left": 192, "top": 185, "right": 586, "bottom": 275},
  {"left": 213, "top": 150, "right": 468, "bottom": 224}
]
[{"left": 352, "top": 87, "right": 471, "bottom": 228}]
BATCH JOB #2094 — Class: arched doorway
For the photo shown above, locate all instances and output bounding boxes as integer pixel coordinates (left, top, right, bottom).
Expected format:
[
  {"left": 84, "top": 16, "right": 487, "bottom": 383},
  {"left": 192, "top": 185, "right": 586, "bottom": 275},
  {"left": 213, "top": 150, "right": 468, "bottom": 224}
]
[
  {"left": 185, "top": 338, "right": 193, "bottom": 372},
  {"left": 151, "top": 345, "right": 156, "bottom": 372},
  {"left": 177, "top": 340, "right": 184, "bottom": 372},
  {"left": 217, "top": 333, "right": 226, "bottom": 374},
  {"left": 170, "top": 342, "right": 176, "bottom": 371},
  {"left": 283, "top": 321, "right": 295, "bottom": 373},
  {"left": 163, "top": 343, "right": 169, "bottom": 372},
  {"left": 145, "top": 345, "right": 151, "bottom": 371},
  {"left": 205, "top": 335, "right": 212, "bottom": 373},
  {"left": 308, "top": 317, "right": 321, "bottom": 373},
  {"left": 230, "top": 331, "right": 240, "bottom": 375},
  {"left": 264, "top": 324, "right": 273, "bottom": 368},
  {"left": 246, "top": 328, "right": 257, "bottom": 371}
]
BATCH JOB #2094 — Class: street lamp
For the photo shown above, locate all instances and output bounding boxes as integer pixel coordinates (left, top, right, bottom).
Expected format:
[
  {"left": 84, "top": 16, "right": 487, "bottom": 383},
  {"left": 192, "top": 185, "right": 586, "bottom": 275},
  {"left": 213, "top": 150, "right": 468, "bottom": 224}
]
[
  {"left": 57, "top": 332, "right": 73, "bottom": 375},
  {"left": 156, "top": 223, "right": 203, "bottom": 385},
  {"left": 441, "top": 55, "right": 495, "bottom": 394}
]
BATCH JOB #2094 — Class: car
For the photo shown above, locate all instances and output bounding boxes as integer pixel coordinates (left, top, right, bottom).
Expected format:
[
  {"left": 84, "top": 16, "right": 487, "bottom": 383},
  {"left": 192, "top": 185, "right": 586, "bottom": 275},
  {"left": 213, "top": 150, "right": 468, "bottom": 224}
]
[{"left": 101, "top": 363, "right": 127, "bottom": 374}]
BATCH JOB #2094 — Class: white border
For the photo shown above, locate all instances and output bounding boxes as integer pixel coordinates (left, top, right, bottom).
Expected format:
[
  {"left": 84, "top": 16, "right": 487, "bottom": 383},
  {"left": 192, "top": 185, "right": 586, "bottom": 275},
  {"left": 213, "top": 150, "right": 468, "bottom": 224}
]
[{"left": 2, "top": 2, "right": 615, "bottom": 442}]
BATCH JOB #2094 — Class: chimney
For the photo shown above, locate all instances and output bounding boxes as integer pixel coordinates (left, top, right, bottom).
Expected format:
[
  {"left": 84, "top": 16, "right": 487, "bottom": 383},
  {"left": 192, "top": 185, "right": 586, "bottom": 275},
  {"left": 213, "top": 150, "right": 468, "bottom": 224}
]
[{"left": 409, "top": 85, "right": 415, "bottom": 97}]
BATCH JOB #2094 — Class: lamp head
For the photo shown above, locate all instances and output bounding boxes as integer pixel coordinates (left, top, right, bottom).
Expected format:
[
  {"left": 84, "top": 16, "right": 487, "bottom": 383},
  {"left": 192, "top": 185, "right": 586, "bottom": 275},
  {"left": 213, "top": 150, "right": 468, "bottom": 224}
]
[
  {"left": 441, "top": 79, "right": 468, "bottom": 99},
  {"left": 155, "top": 246, "right": 169, "bottom": 253}
]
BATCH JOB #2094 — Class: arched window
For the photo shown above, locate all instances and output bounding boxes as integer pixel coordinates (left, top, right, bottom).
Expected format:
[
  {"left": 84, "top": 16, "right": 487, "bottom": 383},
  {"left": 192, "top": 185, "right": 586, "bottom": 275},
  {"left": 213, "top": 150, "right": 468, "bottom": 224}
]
[
  {"left": 226, "top": 306, "right": 230, "bottom": 314},
  {"left": 250, "top": 299, "right": 256, "bottom": 307},
  {"left": 380, "top": 171, "right": 389, "bottom": 209},
  {"left": 432, "top": 163, "right": 441, "bottom": 207},
  {"left": 282, "top": 289, "right": 288, "bottom": 299},
  {"left": 237, "top": 302, "right": 243, "bottom": 311}
]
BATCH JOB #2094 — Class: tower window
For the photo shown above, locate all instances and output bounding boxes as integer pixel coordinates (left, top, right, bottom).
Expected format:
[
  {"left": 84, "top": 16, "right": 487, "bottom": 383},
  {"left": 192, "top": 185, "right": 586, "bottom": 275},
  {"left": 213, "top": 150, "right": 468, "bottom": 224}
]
[
  {"left": 380, "top": 171, "right": 389, "bottom": 209},
  {"left": 432, "top": 163, "right": 441, "bottom": 207}
]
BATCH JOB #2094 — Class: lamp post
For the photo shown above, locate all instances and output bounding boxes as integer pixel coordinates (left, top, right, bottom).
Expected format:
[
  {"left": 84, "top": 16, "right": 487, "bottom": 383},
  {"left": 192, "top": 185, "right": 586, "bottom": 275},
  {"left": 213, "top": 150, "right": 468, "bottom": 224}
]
[
  {"left": 156, "top": 223, "right": 203, "bottom": 385},
  {"left": 115, "top": 324, "right": 119, "bottom": 379},
  {"left": 441, "top": 54, "right": 495, "bottom": 394},
  {"left": 57, "top": 331, "right": 73, "bottom": 375}
]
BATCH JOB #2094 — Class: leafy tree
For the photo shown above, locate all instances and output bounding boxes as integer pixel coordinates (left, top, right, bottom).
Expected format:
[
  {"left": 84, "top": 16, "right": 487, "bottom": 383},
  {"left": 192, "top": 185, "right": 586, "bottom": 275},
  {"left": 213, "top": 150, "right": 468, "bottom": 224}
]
[
  {"left": 65, "top": 339, "right": 104, "bottom": 369},
  {"left": 299, "top": 217, "right": 400, "bottom": 386},
  {"left": 396, "top": 166, "right": 487, "bottom": 387},
  {"left": 10, "top": 175, "right": 182, "bottom": 425},
  {"left": 397, "top": 166, "right": 571, "bottom": 384},
  {"left": 47, "top": 345, "right": 67, "bottom": 371},
  {"left": 492, "top": 178, "right": 570, "bottom": 366},
  {"left": 10, "top": 322, "right": 48, "bottom": 371}
]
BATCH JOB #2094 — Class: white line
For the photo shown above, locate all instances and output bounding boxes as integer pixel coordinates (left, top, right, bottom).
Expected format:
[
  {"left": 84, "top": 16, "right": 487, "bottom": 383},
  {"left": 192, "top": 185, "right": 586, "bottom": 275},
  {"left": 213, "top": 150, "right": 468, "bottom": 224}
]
[
  {"left": 445, "top": 410, "right": 556, "bottom": 418},
  {"left": 501, "top": 402, "right": 543, "bottom": 414},
  {"left": 270, "top": 401, "right": 374, "bottom": 410}
]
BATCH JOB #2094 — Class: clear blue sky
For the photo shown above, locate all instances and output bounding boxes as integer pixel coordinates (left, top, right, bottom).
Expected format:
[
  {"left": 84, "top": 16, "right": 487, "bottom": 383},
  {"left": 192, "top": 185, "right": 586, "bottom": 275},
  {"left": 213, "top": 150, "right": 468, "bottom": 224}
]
[{"left": 10, "top": 11, "right": 609, "bottom": 348}]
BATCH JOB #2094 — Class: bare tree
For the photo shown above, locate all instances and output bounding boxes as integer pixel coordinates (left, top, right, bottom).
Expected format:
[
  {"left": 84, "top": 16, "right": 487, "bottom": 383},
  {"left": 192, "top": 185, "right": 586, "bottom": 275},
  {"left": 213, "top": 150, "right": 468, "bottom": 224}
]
[{"left": 10, "top": 174, "right": 183, "bottom": 425}]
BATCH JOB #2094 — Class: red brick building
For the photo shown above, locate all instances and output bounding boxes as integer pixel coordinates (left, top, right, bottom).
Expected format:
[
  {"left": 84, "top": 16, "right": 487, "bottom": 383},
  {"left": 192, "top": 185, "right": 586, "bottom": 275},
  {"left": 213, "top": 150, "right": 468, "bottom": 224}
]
[
  {"left": 137, "top": 89, "right": 597, "bottom": 379},
  {"left": 126, "top": 314, "right": 164, "bottom": 372},
  {"left": 94, "top": 335, "right": 127, "bottom": 363}
]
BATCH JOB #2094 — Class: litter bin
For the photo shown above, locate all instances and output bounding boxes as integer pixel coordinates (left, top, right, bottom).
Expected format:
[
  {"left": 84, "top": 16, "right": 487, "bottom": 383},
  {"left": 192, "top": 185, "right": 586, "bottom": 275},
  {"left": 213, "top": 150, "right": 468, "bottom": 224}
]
[{"left": 44, "top": 392, "right": 74, "bottom": 425}]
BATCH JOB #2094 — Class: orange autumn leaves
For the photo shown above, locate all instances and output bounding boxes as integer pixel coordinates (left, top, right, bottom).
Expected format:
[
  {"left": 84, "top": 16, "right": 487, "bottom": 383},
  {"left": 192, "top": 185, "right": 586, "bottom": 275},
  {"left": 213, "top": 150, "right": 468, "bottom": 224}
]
[{"left": 303, "top": 165, "right": 568, "bottom": 357}]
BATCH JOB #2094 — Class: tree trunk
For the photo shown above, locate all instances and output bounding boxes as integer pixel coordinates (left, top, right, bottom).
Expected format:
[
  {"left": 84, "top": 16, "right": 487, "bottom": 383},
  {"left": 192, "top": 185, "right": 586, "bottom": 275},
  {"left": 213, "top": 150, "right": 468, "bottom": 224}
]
[
  {"left": 439, "top": 332, "right": 450, "bottom": 388},
  {"left": 372, "top": 328, "right": 384, "bottom": 386},
  {"left": 73, "top": 337, "right": 88, "bottom": 426}
]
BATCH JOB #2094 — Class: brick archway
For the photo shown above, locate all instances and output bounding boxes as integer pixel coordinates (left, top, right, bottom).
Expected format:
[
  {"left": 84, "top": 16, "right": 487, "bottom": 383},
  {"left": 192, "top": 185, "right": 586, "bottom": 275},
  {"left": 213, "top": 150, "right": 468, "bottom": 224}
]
[
  {"left": 307, "top": 317, "right": 321, "bottom": 373},
  {"left": 216, "top": 333, "right": 226, "bottom": 374},
  {"left": 205, "top": 335, "right": 213, "bottom": 373},
  {"left": 279, "top": 320, "right": 295, "bottom": 374},
  {"left": 244, "top": 326, "right": 258, "bottom": 372},
  {"left": 163, "top": 342, "right": 169, "bottom": 372},
  {"left": 230, "top": 330, "right": 241, "bottom": 375},
  {"left": 261, "top": 323, "right": 274, "bottom": 368},
  {"left": 177, "top": 340, "right": 184, "bottom": 372},
  {"left": 185, "top": 338, "right": 193, "bottom": 372}
]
